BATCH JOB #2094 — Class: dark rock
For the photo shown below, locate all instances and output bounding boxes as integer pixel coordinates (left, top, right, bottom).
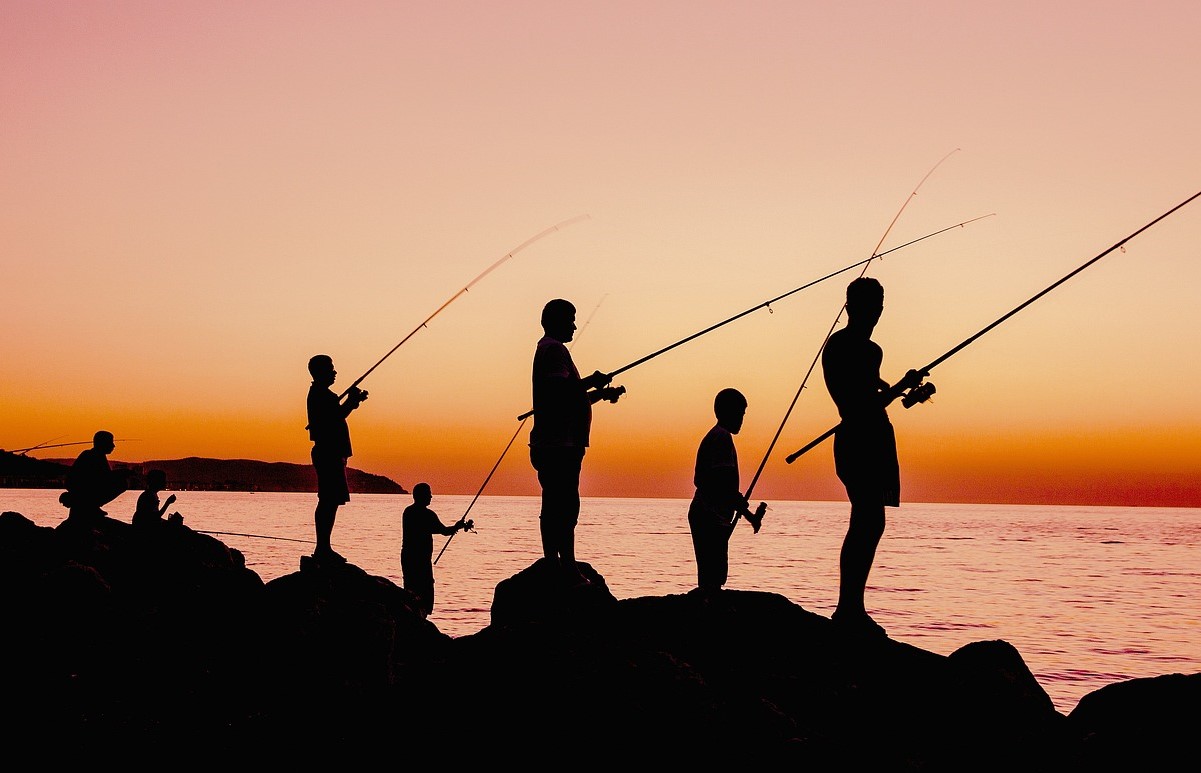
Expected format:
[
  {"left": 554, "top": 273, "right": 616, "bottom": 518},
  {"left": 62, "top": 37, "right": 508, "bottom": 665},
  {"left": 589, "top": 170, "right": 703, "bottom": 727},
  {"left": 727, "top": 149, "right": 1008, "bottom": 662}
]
[
  {"left": 1, "top": 508, "right": 1196, "bottom": 768},
  {"left": 1068, "top": 672, "right": 1201, "bottom": 769}
]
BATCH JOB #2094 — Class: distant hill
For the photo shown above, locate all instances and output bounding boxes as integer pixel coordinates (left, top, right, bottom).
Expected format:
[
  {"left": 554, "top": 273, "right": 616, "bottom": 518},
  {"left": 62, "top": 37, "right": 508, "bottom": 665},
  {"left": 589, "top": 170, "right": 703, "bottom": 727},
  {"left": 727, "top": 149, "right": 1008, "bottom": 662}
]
[
  {"left": 0, "top": 451, "right": 69, "bottom": 488},
  {"left": 0, "top": 451, "right": 406, "bottom": 494}
]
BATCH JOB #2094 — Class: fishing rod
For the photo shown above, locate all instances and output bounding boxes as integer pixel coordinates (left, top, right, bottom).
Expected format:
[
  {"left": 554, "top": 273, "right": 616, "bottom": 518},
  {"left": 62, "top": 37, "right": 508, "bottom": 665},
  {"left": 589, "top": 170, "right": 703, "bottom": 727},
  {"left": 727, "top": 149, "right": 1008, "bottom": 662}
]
[
  {"left": 436, "top": 295, "right": 610, "bottom": 565},
  {"left": 514, "top": 211, "right": 991, "bottom": 422},
  {"left": 785, "top": 187, "right": 1201, "bottom": 464},
  {"left": 8, "top": 435, "right": 64, "bottom": 454},
  {"left": 738, "top": 149, "right": 963, "bottom": 519},
  {"left": 195, "top": 529, "right": 314, "bottom": 544},
  {"left": 340, "top": 214, "right": 591, "bottom": 399},
  {"left": 8, "top": 439, "right": 140, "bottom": 454}
]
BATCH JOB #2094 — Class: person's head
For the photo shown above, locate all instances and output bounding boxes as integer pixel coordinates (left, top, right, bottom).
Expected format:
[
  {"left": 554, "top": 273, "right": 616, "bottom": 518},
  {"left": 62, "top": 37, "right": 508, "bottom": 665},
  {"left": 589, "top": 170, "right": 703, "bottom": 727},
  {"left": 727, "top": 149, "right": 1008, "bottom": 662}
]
[
  {"left": 540, "top": 299, "right": 577, "bottom": 343},
  {"left": 308, "top": 354, "right": 336, "bottom": 385},
  {"left": 145, "top": 469, "right": 167, "bottom": 491},
  {"left": 413, "top": 482, "right": 432, "bottom": 506},
  {"left": 713, "top": 388, "right": 748, "bottom": 434},
  {"left": 93, "top": 430, "right": 115, "bottom": 454},
  {"left": 845, "top": 277, "right": 884, "bottom": 327}
]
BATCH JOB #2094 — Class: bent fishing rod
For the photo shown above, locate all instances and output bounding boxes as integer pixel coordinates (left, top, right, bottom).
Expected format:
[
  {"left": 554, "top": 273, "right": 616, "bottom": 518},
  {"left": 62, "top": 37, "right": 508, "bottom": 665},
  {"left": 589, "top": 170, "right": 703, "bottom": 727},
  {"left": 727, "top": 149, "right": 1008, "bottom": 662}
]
[
  {"left": 7, "top": 439, "right": 140, "bottom": 454},
  {"left": 436, "top": 295, "right": 610, "bottom": 565},
  {"left": 785, "top": 187, "right": 1201, "bottom": 464},
  {"left": 514, "top": 213, "right": 991, "bottom": 422},
  {"left": 737, "top": 148, "right": 964, "bottom": 521},
  {"left": 340, "top": 214, "right": 591, "bottom": 399}
]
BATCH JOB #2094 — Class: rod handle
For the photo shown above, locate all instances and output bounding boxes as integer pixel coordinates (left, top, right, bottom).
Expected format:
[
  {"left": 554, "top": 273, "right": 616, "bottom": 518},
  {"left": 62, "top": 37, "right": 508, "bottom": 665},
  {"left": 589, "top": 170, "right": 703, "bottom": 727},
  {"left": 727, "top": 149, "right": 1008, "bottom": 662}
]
[{"left": 785, "top": 425, "right": 837, "bottom": 464}]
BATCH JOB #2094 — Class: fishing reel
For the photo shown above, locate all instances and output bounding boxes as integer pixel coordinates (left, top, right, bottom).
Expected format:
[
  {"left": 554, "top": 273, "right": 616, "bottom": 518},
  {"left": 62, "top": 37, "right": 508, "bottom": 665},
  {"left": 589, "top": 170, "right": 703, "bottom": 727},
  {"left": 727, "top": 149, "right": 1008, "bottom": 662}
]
[
  {"left": 600, "top": 385, "right": 626, "bottom": 404},
  {"left": 901, "top": 380, "right": 936, "bottom": 408}
]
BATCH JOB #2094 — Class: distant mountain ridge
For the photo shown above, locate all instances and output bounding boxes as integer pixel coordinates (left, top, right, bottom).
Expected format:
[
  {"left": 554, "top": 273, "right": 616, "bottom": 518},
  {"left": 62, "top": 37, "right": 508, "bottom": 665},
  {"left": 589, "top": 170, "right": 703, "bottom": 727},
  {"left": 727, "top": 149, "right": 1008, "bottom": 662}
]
[{"left": 0, "top": 451, "right": 406, "bottom": 494}]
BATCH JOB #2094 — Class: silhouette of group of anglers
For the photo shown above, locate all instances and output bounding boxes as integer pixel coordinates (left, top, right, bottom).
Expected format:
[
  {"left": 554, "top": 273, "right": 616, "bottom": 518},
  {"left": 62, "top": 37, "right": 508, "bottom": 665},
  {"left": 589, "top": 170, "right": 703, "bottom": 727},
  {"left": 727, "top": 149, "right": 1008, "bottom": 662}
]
[
  {"left": 47, "top": 281, "right": 956, "bottom": 637},
  {"left": 285, "top": 283, "right": 914, "bottom": 635},
  {"left": 54, "top": 186, "right": 1200, "bottom": 630}
]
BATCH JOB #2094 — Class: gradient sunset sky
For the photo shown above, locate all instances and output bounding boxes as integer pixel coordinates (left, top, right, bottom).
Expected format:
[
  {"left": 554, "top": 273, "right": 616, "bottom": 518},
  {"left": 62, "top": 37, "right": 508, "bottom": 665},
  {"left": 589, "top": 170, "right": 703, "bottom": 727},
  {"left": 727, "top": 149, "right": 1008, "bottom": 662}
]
[{"left": 5, "top": 2, "right": 1200, "bottom": 506}]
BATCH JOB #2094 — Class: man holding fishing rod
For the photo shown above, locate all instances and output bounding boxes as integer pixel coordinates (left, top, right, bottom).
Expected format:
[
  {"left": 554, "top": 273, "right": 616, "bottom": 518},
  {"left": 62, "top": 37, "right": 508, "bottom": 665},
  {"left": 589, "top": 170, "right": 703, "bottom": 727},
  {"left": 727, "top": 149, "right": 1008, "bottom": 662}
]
[
  {"left": 306, "top": 354, "right": 368, "bottom": 565},
  {"left": 822, "top": 277, "right": 926, "bottom": 637},
  {"left": 530, "top": 298, "right": 624, "bottom": 586}
]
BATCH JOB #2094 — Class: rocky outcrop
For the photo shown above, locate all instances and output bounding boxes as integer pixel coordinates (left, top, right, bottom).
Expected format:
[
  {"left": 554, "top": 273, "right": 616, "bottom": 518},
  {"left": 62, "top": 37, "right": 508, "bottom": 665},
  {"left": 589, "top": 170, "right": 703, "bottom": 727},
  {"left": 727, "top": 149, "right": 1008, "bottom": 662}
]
[{"left": 1, "top": 510, "right": 1195, "bottom": 768}]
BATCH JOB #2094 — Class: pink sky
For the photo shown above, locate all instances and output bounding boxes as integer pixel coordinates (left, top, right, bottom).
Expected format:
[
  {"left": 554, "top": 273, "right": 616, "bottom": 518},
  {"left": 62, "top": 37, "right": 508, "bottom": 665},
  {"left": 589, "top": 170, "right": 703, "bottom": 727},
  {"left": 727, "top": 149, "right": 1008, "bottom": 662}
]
[{"left": 4, "top": 2, "right": 1201, "bottom": 506}]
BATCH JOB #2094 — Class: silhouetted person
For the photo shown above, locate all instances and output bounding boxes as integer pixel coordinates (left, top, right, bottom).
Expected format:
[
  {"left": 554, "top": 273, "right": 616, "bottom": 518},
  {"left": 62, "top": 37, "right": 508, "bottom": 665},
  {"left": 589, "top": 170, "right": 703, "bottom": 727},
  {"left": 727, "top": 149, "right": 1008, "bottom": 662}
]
[
  {"left": 401, "top": 482, "right": 472, "bottom": 618},
  {"left": 60, "top": 430, "right": 131, "bottom": 526},
  {"left": 688, "top": 388, "right": 767, "bottom": 596},
  {"left": 529, "top": 298, "right": 624, "bottom": 585},
  {"left": 822, "top": 277, "right": 926, "bottom": 636},
  {"left": 306, "top": 354, "right": 368, "bottom": 564},
  {"left": 133, "top": 469, "right": 182, "bottom": 527}
]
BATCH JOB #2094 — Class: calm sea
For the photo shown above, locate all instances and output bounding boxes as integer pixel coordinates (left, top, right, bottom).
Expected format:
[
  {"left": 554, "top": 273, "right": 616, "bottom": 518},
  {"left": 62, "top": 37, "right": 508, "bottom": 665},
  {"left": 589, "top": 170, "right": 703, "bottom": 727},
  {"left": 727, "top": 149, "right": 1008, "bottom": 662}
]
[{"left": 6, "top": 488, "right": 1199, "bottom": 714}]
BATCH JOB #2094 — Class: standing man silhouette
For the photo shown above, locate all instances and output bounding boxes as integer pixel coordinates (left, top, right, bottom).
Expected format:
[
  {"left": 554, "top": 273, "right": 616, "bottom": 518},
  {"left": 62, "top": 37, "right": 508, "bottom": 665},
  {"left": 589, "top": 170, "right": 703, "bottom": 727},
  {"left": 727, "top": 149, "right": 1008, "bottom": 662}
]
[
  {"left": 401, "top": 482, "right": 472, "bottom": 618},
  {"left": 529, "top": 298, "right": 623, "bottom": 585},
  {"left": 306, "top": 354, "right": 368, "bottom": 564},
  {"left": 822, "top": 277, "right": 925, "bottom": 636}
]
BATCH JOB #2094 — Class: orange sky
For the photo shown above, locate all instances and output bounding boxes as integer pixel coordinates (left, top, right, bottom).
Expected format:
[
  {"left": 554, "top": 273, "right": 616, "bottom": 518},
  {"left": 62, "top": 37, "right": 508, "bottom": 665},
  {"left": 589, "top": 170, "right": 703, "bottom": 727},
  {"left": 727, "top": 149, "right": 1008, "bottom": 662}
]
[{"left": 4, "top": 2, "right": 1201, "bottom": 507}]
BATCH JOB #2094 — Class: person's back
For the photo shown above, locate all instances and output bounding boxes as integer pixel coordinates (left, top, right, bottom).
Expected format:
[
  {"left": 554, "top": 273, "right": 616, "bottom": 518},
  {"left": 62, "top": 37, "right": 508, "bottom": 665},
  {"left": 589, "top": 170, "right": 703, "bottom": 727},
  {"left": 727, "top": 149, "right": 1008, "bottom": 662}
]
[{"left": 822, "top": 321, "right": 887, "bottom": 425}]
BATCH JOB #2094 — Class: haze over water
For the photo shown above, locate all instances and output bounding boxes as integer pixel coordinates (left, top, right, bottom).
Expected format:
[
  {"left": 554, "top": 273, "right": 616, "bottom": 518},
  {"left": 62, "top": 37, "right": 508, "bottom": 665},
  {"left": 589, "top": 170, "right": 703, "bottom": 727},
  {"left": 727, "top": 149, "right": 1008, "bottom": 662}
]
[{"left": 9, "top": 488, "right": 1199, "bottom": 715}]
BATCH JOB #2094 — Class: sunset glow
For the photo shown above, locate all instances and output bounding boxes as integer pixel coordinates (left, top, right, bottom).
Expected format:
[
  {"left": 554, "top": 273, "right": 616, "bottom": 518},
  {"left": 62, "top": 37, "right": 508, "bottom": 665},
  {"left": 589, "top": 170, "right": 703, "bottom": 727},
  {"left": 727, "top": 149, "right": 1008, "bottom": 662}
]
[{"left": 5, "top": 2, "right": 1201, "bottom": 506}]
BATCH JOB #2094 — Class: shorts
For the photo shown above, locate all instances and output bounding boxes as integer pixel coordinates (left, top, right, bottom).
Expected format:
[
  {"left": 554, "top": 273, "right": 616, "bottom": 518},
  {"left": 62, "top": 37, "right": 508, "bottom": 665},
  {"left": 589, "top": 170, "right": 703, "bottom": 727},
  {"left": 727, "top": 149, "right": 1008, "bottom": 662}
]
[
  {"left": 834, "top": 420, "right": 900, "bottom": 507},
  {"left": 312, "top": 449, "right": 350, "bottom": 504}
]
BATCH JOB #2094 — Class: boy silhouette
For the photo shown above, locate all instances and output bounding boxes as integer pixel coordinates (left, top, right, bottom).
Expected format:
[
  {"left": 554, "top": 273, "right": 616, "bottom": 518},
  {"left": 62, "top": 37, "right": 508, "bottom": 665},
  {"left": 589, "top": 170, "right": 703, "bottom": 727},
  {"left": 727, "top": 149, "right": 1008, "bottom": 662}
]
[
  {"left": 133, "top": 469, "right": 182, "bottom": 527},
  {"left": 688, "top": 388, "right": 767, "bottom": 595}
]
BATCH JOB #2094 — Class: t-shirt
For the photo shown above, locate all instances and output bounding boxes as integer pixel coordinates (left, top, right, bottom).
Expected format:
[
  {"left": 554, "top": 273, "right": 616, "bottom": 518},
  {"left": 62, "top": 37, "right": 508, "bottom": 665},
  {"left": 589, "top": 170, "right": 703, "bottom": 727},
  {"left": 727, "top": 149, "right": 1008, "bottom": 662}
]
[
  {"left": 529, "top": 335, "right": 591, "bottom": 449},
  {"left": 307, "top": 384, "right": 353, "bottom": 457},
  {"left": 401, "top": 504, "right": 454, "bottom": 562},
  {"left": 691, "top": 424, "right": 739, "bottom": 522}
]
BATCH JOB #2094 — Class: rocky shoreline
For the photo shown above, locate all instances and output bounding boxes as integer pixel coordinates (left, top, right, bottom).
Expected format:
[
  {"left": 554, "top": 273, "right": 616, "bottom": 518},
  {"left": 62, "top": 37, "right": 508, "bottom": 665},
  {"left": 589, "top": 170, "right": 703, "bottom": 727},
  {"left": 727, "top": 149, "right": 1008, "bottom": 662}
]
[{"left": 1, "top": 509, "right": 1194, "bottom": 768}]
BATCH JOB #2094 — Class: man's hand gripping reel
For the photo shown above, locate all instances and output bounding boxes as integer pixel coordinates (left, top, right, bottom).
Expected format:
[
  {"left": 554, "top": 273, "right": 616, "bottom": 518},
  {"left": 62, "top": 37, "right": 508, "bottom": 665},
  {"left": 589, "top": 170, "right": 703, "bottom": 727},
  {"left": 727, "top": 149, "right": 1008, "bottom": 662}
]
[{"left": 901, "top": 379, "right": 936, "bottom": 408}]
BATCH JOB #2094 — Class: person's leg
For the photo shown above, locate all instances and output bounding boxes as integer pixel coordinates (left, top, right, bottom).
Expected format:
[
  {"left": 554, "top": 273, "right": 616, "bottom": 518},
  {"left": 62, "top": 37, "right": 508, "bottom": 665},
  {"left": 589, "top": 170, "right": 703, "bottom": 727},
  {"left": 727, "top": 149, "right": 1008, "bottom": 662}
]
[
  {"left": 314, "top": 500, "right": 337, "bottom": 555},
  {"left": 689, "top": 505, "right": 724, "bottom": 593},
  {"left": 312, "top": 451, "right": 349, "bottom": 559},
  {"left": 558, "top": 453, "right": 583, "bottom": 573},
  {"left": 835, "top": 496, "right": 885, "bottom": 618},
  {"left": 535, "top": 449, "right": 585, "bottom": 580},
  {"left": 535, "top": 450, "right": 563, "bottom": 562}
]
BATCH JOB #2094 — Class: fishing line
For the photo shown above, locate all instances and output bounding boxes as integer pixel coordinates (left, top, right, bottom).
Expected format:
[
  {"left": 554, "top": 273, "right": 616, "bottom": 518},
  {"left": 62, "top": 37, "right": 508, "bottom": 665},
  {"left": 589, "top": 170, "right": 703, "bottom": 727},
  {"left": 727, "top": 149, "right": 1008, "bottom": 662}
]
[
  {"left": 341, "top": 214, "right": 591, "bottom": 399},
  {"left": 9, "top": 438, "right": 140, "bottom": 454},
  {"left": 195, "top": 529, "right": 314, "bottom": 544},
  {"left": 514, "top": 209, "right": 990, "bottom": 422},
  {"left": 785, "top": 187, "right": 1201, "bottom": 464},
  {"left": 739, "top": 149, "right": 962, "bottom": 517}
]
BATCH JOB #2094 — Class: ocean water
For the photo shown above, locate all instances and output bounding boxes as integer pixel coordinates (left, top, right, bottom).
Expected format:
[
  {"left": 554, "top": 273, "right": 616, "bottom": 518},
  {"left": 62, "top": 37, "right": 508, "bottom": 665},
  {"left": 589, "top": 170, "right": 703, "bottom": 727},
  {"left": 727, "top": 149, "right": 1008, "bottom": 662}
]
[{"left": 6, "top": 488, "right": 1199, "bottom": 715}]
